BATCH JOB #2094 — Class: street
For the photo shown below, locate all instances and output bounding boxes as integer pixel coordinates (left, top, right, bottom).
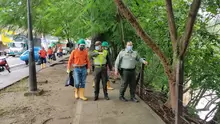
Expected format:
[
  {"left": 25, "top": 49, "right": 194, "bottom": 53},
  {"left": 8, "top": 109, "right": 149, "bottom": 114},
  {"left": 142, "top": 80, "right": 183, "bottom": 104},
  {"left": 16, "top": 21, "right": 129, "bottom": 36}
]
[
  {"left": 0, "top": 55, "right": 69, "bottom": 90},
  {"left": 7, "top": 56, "right": 25, "bottom": 67}
]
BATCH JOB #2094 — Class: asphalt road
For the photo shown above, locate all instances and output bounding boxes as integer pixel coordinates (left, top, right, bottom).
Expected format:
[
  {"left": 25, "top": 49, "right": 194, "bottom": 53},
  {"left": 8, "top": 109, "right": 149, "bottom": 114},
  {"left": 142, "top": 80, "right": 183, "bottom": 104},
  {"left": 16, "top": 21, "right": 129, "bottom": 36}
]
[{"left": 6, "top": 56, "right": 25, "bottom": 67}]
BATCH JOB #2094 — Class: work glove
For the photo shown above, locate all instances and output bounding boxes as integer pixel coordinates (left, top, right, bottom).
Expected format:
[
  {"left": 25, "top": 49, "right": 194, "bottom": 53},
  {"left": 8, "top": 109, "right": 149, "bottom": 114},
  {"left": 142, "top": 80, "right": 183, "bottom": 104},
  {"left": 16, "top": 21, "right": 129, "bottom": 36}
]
[
  {"left": 67, "top": 69, "right": 70, "bottom": 74},
  {"left": 87, "top": 69, "right": 91, "bottom": 75}
]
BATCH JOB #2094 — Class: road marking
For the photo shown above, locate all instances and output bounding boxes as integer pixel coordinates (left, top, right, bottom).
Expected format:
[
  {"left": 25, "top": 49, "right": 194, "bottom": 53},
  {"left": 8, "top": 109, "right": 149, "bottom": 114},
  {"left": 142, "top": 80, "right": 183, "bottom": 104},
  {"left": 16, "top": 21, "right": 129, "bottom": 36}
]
[{"left": 72, "top": 100, "right": 83, "bottom": 124}]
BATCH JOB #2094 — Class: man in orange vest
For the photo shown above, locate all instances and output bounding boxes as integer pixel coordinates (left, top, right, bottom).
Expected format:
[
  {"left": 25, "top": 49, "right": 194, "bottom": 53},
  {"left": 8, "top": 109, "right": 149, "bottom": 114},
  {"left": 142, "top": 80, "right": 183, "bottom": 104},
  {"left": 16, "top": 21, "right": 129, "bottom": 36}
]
[
  {"left": 39, "top": 46, "right": 47, "bottom": 69},
  {"left": 67, "top": 39, "right": 90, "bottom": 101},
  {"left": 47, "top": 47, "right": 53, "bottom": 63}
]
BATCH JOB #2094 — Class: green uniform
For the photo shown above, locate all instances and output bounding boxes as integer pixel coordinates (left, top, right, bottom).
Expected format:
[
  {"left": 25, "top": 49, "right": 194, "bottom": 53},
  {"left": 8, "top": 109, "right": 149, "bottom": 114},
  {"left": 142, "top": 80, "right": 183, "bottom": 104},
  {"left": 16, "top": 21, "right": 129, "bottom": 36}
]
[
  {"left": 90, "top": 50, "right": 112, "bottom": 97},
  {"left": 115, "top": 49, "right": 145, "bottom": 98}
]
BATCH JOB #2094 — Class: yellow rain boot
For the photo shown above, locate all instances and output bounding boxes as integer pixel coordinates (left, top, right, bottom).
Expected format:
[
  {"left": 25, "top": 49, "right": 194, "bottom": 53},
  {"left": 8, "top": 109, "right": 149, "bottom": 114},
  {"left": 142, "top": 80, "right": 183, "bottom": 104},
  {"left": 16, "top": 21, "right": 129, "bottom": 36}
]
[
  {"left": 92, "top": 81, "right": 95, "bottom": 87},
  {"left": 41, "top": 64, "right": 43, "bottom": 69},
  {"left": 79, "top": 88, "right": 88, "bottom": 101},
  {"left": 107, "top": 81, "right": 114, "bottom": 90},
  {"left": 75, "top": 88, "right": 79, "bottom": 99},
  {"left": 43, "top": 63, "right": 46, "bottom": 68}
]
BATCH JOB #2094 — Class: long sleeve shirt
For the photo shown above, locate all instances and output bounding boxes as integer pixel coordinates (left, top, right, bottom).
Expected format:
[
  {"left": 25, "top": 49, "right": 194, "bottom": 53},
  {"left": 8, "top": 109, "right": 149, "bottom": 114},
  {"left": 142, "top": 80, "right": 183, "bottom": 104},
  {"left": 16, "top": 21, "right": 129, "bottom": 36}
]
[
  {"left": 67, "top": 48, "right": 90, "bottom": 70},
  {"left": 115, "top": 49, "right": 145, "bottom": 70}
]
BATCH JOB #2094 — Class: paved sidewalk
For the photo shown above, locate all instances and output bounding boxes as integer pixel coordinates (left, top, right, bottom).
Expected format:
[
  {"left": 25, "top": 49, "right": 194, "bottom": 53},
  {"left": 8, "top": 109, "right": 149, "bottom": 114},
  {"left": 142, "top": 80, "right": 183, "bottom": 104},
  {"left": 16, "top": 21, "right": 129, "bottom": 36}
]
[
  {"left": 0, "top": 55, "right": 69, "bottom": 90},
  {"left": 72, "top": 76, "right": 165, "bottom": 124}
]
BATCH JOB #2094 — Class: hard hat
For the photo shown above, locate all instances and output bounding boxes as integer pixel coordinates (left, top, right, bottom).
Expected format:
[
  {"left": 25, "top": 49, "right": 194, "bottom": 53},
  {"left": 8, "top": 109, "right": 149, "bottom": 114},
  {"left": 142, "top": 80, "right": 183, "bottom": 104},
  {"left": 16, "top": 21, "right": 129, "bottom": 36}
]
[
  {"left": 102, "top": 41, "right": 109, "bottom": 47},
  {"left": 77, "top": 39, "right": 86, "bottom": 45}
]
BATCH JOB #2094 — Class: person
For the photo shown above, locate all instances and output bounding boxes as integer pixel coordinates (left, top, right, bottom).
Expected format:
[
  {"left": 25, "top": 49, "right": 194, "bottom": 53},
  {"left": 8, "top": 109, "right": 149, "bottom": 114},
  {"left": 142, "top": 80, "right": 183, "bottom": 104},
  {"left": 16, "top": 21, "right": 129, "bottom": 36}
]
[
  {"left": 47, "top": 46, "right": 53, "bottom": 63},
  {"left": 39, "top": 46, "right": 47, "bottom": 69},
  {"left": 115, "top": 41, "right": 148, "bottom": 102},
  {"left": 67, "top": 39, "right": 90, "bottom": 101},
  {"left": 58, "top": 46, "right": 63, "bottom": 57},
  {"left": 90, "top": 41, "right": 112, "bottom": 101},
  {"left": 101, "top": 41, "right": 114, "bottom": 90}
]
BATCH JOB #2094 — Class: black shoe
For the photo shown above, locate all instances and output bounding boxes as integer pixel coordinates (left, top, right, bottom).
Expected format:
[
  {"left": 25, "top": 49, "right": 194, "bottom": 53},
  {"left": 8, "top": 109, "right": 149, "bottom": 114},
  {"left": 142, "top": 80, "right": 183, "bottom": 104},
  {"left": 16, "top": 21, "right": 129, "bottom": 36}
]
[
  {"left": 130, "top": 97, "right": 139, "bottom": 103},
  {"left": 104, "top": 96, "right": 110, "bottom": 100},
  {"left": 94, "top": 96, "right": 98, "bottom": 101},
  {"left": 119, "top": 96, "right": 128, "bottom": 102}
]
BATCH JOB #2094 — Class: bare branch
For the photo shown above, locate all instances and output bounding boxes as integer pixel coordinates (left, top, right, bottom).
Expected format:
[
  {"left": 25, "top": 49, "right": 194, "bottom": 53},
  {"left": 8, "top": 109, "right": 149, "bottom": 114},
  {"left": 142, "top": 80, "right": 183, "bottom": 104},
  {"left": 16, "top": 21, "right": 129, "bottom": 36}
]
[
  {"left": 114, "top": 0, "right": 173, "bottom": 80},
  {"left": 165, "top": 0, "right": 177, "bottom": 51},
  {"left": 180, "top": 0, "right": 201, "bottom": 57}
]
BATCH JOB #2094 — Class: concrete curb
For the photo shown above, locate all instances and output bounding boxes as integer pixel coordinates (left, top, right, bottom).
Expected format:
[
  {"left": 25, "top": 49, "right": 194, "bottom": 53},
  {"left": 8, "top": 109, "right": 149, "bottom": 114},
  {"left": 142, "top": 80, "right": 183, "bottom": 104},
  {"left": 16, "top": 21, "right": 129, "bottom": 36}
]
[
  {"left": 0, "top": 55, "right": 69, "bottom": 91},
  {"left": 137, "top": 96, "right": 166, "bottom": 124}
]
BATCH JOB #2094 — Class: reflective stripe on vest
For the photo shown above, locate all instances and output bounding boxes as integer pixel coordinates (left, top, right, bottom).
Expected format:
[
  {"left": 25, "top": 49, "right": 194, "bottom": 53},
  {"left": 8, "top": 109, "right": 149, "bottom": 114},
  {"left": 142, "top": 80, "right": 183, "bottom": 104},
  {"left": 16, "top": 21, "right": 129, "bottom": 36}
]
[{"left": 93, "top": 50, "right": 108, "bottom": 65}]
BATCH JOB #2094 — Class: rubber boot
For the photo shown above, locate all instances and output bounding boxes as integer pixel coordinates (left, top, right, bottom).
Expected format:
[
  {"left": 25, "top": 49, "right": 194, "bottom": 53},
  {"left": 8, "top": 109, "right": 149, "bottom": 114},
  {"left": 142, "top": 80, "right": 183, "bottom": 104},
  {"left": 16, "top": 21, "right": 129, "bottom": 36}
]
[
  {"left": 43, "top": 63, "right": 46, "bottom": 68},
  {"left": 75, "top": 88, "right": 79, "bottom": 99},
  {"left": 41, "top": 64, "right": 43, "bottom": 69},
  {"left": 92, "top": 81, "right": 95, "bottom": 88},
  {"left": 107, "top": 81, "right": 114, "bottom": 90},
  {"left": 79, "top": 88, "right": 88, "bottom": 101}
]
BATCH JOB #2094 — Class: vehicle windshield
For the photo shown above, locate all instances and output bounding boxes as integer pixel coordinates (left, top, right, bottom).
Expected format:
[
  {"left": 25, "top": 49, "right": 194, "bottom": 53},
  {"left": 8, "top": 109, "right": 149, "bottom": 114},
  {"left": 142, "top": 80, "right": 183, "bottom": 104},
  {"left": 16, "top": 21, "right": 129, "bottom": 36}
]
[{"left": 10, "top": 43, "right": 24, "bottom": 48}]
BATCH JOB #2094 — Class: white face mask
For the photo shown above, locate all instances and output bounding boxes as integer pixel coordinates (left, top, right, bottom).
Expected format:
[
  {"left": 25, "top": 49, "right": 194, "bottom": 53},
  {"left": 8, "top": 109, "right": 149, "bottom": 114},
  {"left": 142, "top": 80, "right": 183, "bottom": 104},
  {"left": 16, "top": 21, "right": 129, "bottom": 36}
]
[
  {"left": 126, "top": 46, "right": 133, "bottom": 51},
  {"left": 95, "top": 46, "right": 100, "bottom": 50}
]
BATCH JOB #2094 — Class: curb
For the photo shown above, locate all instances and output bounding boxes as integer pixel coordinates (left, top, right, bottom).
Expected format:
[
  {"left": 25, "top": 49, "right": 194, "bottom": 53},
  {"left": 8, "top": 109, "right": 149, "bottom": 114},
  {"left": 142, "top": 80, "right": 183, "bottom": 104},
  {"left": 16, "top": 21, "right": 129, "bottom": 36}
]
[
  {"left": 0, "top": 55, "right": 69, "bottom": 91},
  {"left": 137, "top": 96, "right": 166, "bottom": 124}
]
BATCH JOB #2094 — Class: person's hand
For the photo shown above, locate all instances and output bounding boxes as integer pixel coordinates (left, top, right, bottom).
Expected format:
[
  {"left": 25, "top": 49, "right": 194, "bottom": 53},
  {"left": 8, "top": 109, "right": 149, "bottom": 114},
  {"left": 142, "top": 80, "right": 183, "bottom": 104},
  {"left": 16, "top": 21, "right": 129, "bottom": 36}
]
[
  {"left": 143, "top": 61, "right": 148, "bottom": 65},
  {"left": 87, "top": 69, "right": 91, "bottom": 74},
  {"left": 114, "top": 70, "right": 119, "bottom": 76},
  {"left": 67, "top": 69, "right": 70, "bottom": 73}
]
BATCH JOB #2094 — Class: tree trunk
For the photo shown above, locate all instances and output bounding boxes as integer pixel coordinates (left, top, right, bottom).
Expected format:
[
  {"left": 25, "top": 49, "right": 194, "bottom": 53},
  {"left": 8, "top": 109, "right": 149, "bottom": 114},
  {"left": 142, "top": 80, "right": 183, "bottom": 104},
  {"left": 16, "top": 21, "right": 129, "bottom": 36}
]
[{"left": 117, "top": 8, "right": 125, "bottom": 47}]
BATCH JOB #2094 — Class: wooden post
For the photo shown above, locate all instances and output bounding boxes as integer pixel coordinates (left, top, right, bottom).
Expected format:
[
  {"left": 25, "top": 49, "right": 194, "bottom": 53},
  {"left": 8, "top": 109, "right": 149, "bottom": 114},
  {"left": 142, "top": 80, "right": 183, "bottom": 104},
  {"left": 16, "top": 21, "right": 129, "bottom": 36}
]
[
  {"left": 175, "top": 56, "right": 184, "bottom": 124},
  {"left": 139, "top": 58, "right": 145, "bottom": 98}
]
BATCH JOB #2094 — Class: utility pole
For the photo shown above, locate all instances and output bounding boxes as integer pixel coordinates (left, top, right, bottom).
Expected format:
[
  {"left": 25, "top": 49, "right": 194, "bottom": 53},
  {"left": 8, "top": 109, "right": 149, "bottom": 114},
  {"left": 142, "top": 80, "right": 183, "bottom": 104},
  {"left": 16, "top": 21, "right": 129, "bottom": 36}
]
[{"left": 27, "top": 0, "right": 37, "bottom": 91}]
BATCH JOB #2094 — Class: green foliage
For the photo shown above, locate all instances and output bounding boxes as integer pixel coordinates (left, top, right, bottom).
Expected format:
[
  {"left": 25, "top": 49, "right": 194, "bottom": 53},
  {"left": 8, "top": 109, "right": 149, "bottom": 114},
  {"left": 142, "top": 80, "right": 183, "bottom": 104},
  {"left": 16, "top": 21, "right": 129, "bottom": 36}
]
[{"left": 1, "top": 1, "right": 220, "bottom": 117}]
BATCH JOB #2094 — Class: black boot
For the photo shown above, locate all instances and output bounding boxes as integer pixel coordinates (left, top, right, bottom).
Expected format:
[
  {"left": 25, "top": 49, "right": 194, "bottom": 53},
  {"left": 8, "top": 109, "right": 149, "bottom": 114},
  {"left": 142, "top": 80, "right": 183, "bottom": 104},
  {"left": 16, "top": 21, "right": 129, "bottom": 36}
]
[
  {"left": 104, "top": 95, "right": 110, "bottom": 100},
  {"left": 130, "top": 97, "right": 139, "bottom": 103},
  {"left": 119, "top": 96, "right": 128, "bottom": 102},
  {"left": 94, "top": 95, "right": 99, "bottom": 101}
]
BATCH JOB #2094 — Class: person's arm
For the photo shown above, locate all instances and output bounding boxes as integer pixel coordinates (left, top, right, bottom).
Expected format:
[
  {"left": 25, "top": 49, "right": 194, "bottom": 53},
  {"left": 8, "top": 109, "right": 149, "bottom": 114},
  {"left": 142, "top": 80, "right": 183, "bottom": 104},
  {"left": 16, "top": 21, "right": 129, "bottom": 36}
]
[
  {"left": 89, "top": 51, "right": 99, "bottom": 58},
  {"left": 86, "top": 51, "right": 91, "bottom": 69},
  {"left": 136, "top": 52, "right": 147, "bottom": 64},
  {"left": 115, "top": 51, "right": 122, "bottom": 71},
  {"left": 106, "top": 53, "right": 113, "bottom": 71},
  {"left": 67, "top": 50, "right": 74, "bottom": 70}
]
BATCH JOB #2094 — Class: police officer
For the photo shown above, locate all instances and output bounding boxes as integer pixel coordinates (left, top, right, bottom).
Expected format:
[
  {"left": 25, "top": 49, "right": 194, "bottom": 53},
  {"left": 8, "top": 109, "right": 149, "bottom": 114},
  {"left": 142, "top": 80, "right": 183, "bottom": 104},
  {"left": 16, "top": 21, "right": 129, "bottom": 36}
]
[
  {"left": 90, "top": 41, "right": 113, "bottom": 101},
  {"left": 115, "top": 41, "right": 148, "bottom": 102},
  {"left": 102, "top": 41, "right": 114, "bottom": 90}
]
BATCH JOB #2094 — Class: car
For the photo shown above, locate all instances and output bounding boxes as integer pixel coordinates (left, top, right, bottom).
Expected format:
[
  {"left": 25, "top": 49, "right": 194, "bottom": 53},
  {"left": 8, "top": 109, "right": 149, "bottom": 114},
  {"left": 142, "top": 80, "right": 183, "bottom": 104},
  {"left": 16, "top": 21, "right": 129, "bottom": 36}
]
[{"left": 20, "top": 47, "right": 41, "bottom": 65}]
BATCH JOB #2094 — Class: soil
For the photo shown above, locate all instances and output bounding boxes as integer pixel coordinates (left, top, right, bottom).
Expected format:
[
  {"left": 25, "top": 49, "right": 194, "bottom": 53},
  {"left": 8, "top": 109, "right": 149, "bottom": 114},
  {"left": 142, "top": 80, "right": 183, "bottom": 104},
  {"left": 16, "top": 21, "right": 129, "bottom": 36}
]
[
  {"left": 0, "top": 63, "right": 76, "bottom": 124},
  {"left": 136, "top": 85, "right": 203, "bottom": 124}
]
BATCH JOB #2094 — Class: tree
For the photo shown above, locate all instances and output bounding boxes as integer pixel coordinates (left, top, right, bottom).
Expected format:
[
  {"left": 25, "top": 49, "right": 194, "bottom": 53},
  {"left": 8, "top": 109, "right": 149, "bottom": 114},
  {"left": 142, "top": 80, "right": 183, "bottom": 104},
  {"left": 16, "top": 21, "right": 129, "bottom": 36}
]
[{"left": 114, "top": 0, "right": 201, "bottom": 113}]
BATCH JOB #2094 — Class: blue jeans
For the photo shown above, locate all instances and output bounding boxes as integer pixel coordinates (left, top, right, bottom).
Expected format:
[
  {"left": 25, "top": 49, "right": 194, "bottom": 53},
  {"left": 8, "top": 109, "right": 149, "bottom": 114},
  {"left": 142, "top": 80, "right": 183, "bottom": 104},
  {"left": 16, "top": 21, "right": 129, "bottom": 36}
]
[{"left": 73, "top": 66, "right": 87, "bottom": 88}]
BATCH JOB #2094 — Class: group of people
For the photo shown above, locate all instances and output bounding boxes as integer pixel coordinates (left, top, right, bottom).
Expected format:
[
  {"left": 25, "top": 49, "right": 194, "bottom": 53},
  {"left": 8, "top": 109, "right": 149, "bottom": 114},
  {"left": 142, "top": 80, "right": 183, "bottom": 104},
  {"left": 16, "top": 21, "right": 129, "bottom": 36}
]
[
  {"left": 38, "top": 46, "right": 63, "bottom": 69},
  {"left": 67, "top": 39, "right": 148, "bottom": 102}
]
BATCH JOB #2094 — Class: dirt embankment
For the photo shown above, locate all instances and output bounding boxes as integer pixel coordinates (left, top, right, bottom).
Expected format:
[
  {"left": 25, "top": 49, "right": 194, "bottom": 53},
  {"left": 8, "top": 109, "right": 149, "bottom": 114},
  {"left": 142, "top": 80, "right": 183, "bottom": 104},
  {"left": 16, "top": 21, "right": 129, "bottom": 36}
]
[{"left": 0, "top": 64, "right": 77, "bottom": 124}]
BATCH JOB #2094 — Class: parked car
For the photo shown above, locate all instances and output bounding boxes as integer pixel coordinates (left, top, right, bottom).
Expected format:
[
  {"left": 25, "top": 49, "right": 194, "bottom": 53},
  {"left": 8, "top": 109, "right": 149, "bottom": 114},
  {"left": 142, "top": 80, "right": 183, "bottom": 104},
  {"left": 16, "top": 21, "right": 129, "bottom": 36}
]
[{"left": 20, "top": 47, "right": 41, "bottom": 65}]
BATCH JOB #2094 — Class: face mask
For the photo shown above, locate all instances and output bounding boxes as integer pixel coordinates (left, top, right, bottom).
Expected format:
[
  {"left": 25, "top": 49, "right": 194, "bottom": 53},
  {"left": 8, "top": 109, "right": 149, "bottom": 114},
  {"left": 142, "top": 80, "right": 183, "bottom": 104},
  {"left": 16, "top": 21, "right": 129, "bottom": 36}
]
[
  {"left": 95, "top": 46, "right": 100, "bottom": 50},
  {"left": 79, "top": 45, "right": 85, "bottom": 51},
  {"left": 104, "top": 47, "right": 108, "bottom": 50},
  {"left": 126, "top": 46, "right": 133, "bottom": 51}
]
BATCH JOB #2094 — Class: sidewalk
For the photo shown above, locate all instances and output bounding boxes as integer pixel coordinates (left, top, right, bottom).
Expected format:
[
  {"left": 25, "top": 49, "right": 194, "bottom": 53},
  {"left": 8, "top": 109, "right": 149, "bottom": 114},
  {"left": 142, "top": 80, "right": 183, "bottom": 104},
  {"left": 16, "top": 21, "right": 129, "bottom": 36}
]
[
  {"left": 0, "top": 55, "right": 69, "bottom": 90},
  {"left": 0, "top": 58, "right": 165, "bottom": 124},
  {"left": 73, "top": 76, "right": 165, "bottom": 124}
]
